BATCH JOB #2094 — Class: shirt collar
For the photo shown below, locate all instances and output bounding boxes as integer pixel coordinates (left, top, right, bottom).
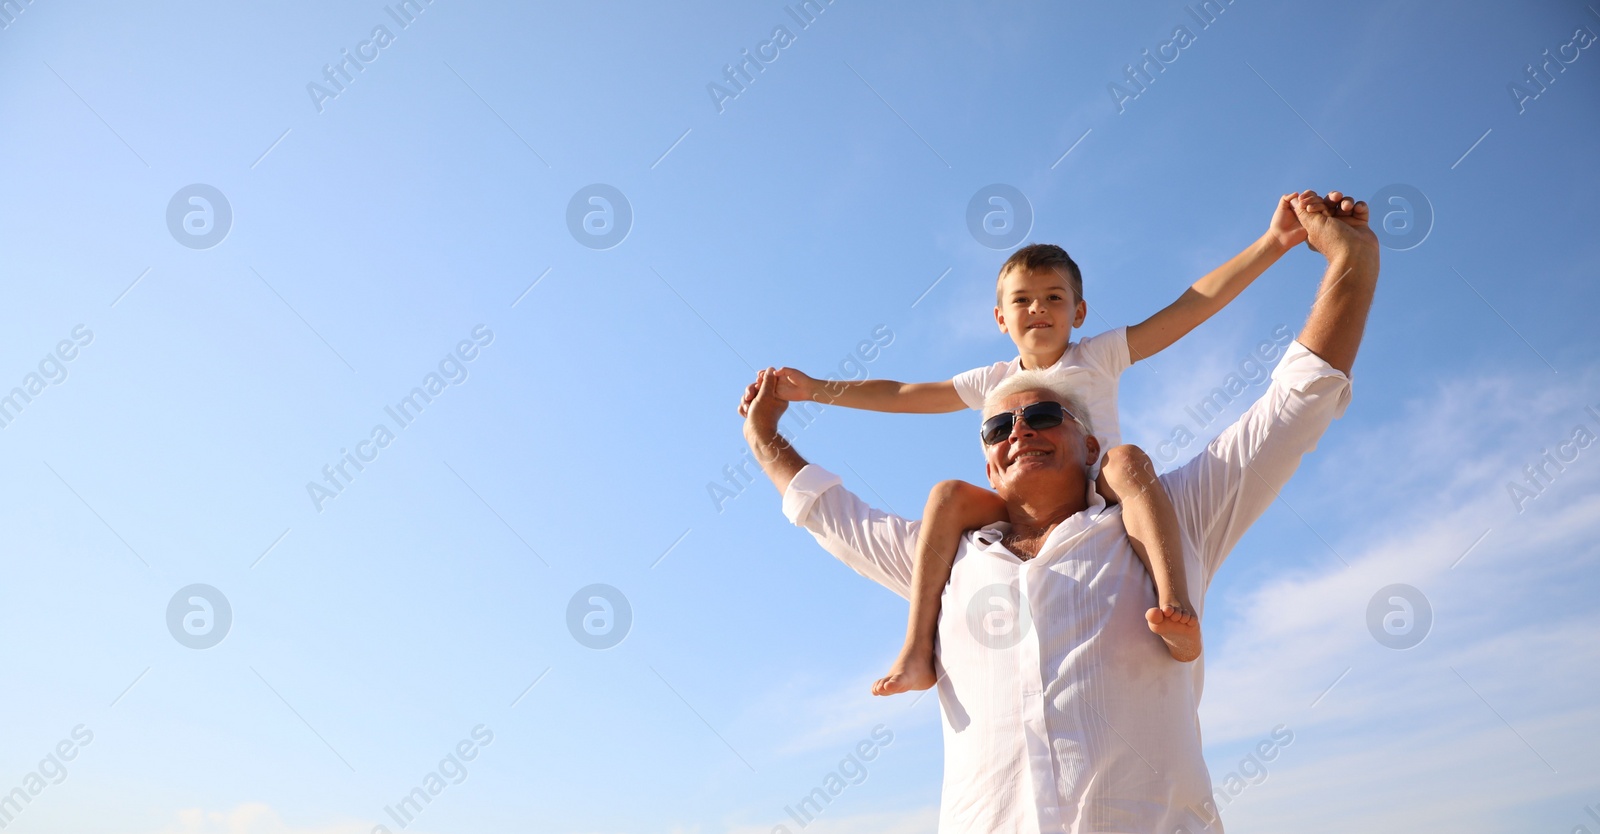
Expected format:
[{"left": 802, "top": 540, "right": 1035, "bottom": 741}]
[{"left": 971, "top": 480, "right": 1112, "bottom": 560}]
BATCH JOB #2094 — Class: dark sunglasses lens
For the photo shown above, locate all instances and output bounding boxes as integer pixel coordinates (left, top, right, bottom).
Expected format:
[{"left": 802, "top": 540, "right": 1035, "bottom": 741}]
[
  {"left": 981, "top": 402, "right": 1067, "bottom": 444},
  {"left": 980, "top": 414, "right": 1013, "bottom": 445},
  {"left": 1022, "top": 402, "right": 1065, "bottom": 431}
]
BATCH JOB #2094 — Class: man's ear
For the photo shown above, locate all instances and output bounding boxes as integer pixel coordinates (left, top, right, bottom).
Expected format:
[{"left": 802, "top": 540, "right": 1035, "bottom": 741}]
[
  {"left": 1073, "top": 299, "right": 1087, "bottom": 329},
  {"left": 985, "top": 458, "right": 999, "bottom": 490},
  {"left": 1084, "top": 433, "right": 1100, "bottom": 468}
]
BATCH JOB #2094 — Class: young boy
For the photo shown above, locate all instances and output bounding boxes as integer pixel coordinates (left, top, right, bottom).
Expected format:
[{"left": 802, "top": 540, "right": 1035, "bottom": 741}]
[{"left": 740, "top": 195, "right": 1308, "bottom": 694}]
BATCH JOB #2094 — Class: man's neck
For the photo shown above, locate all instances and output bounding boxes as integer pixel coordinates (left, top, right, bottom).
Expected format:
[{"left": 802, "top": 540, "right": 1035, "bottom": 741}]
[{"left": 1002, "top": 495, "right": 1087, "bottom": 559}]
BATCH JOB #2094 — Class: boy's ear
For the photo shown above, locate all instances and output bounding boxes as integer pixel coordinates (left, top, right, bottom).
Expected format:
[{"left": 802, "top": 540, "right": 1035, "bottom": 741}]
[
  {"left": 993, "top": 305, "right": 1008, "bottom": 334},
  {"left": 1073, "top": 299, "right": 1087, "bottom": 329}
]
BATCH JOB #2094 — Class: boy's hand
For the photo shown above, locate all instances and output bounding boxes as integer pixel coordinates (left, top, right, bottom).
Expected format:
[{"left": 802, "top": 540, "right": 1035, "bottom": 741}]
[
  {"left": 1267, "top": 193, "right": 1308, "bottom": 251},
  {"left": 737, "top": 366, "right": 818, "bottom": 417}
]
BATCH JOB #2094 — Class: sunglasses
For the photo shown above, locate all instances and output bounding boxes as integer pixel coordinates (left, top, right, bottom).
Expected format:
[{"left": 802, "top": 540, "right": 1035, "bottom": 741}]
[{"left": 980, "top": 401, "right": 1080, "bottom": 446}]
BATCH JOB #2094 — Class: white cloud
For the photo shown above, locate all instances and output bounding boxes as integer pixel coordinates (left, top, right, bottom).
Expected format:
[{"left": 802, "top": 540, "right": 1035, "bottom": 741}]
[
  {"left": 1193, "top": 366, "right": 1600, "bottom": 832},
  {"left": 730, "top": 664, "right": 938, "bottom": 758},
  {"left": 725, "top": 805, "right": 939, "bottom": 834},
  {"left": 142, "top": 804, "right": 387, "bottom": 834}
]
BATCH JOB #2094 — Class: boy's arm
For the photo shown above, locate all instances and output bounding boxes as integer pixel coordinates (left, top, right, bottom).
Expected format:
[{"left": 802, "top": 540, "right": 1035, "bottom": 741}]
[
  {"left": 814, "top": 378, "right": 966, "bottom": 413},
  {"left": 738, "top": 369, "right": 966, "bottom": 415},
  {"left": 1125, "top": 194, "right": 1305, "bottom": 363}
]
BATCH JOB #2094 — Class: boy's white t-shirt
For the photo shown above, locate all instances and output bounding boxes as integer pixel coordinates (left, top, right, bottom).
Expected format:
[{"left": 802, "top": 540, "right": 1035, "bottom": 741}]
[{"left": 950, "top": 326, "right": 1131, "bottom": 451}]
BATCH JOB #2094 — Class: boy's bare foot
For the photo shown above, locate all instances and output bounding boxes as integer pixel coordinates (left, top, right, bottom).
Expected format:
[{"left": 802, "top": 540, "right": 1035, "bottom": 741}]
[
  {"left": 1146, "top": 604, "right": 1202, "bottom": 662},
  {"left": 871, "top": 649, "right": 937, "bottom": 696}
]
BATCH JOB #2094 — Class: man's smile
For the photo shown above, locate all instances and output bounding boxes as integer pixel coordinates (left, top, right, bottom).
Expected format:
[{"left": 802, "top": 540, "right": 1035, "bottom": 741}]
[{"left": 1008, "top": 445, "right": 1055, "bottom": 466}]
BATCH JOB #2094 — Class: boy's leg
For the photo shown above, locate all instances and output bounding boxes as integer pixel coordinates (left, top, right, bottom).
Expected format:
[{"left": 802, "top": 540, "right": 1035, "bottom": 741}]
[
  {"left": 1099, "top": 445, "right": 1202, "bottom": 662},
  {"left": 872, "top": 480, "right": 1008, "bottom": 696}
]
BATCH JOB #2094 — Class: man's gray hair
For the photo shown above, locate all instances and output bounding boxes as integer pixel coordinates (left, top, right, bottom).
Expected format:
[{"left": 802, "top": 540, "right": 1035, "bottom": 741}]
[{"left": 982, "top": 370, "right": 1095, "bottom": 437}]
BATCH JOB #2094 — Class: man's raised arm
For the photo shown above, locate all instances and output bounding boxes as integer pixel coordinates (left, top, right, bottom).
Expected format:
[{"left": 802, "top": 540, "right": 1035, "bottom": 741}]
[
  {"left": 741, "top": 367, "right": 920, "bottom": 598},
  {"left": 743, "top": 367, "right": 810, "bottom": 496},
  {"left": 1162, "top": 190, "right": 1380, "bottom": 583},
  {"left": 1290, "top": 189, "right": 1381, "bottom": 375}
]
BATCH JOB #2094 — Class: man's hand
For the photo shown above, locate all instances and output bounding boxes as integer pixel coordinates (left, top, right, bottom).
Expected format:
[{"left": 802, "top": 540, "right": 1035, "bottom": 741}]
[
  {"left": 737, "top": 366, "right": 817, "bottom": 417},
  {"left": 1267, "top": 193, "right": 1308, "bottom": 252},
  {"left": 742, "top": 368, "right": 791, "bottom": 442},
  {"left": 1291, "top": 190, "right": 1378, "bottom": 262},
  {"left": 741, "top": 368, "right": 808, "bottom": 495}
]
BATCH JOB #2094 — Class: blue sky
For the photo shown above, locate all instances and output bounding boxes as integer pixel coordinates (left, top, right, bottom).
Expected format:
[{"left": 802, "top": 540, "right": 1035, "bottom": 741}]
[{"left": 1, "top": 1, "right": 1597, "bottom": 832}]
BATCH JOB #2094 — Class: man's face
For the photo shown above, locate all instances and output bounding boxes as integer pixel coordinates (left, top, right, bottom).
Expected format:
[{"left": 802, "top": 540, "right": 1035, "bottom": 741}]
[
  {"left": 982, "top": 389, "right": 1100, "bottom": 500},
  {"left": 994, "top": 267, "right": 1088, "bottom": 357}
]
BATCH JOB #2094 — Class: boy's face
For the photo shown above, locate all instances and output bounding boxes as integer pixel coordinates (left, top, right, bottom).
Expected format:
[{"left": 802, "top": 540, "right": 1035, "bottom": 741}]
[{"left": 994, "top": 266, "right": 1087, "bottom": 355}]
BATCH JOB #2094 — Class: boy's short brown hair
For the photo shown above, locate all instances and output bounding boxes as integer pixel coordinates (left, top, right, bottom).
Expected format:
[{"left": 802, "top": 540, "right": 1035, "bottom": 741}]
[{"left": 996, "top": 244, "right": 1084, "bottom": 306}]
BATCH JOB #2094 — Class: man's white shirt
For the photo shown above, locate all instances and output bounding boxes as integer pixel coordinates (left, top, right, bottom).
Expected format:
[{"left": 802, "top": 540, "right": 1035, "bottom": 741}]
[{"left": 781, "top": 341, "right": 1351, "bottom": 833}]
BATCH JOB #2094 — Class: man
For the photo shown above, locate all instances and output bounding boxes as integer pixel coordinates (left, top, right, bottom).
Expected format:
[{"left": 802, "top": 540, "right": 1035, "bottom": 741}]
[{"left": 740, "top": 190, "right": 1379, "bottom": 832}]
